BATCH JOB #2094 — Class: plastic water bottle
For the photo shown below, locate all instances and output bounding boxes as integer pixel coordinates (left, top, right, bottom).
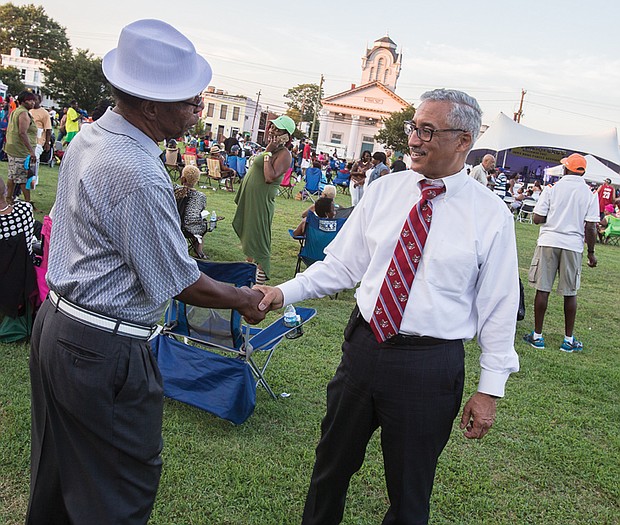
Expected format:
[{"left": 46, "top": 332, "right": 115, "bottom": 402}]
[
  {"left": 284, "top": 306, "right": 304, "bottom": 339},
  {"left": 209, "top": 210, "right": 217, "bottom": 232},
  {"left": 283, "top": 305, "right": 297, "bottom": 327}
]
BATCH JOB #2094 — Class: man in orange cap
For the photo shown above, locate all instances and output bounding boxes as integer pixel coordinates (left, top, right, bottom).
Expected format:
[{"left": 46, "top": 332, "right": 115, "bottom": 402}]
[{"left": 523, "top": 153, "right": 599, "bottom": 353}]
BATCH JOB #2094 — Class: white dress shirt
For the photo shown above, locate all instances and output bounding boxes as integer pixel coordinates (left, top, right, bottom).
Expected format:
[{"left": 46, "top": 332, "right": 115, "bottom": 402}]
[
  {"left": 279, "top": 168, "right": 520, "bottom": 397},
  {"left": 534, "top": 175, "right": 600, "bottom": 252}
]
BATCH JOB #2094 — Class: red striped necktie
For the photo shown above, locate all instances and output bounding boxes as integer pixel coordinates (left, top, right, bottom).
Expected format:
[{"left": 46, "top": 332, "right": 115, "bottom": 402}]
[{"left": 370, "top": 180, "right": 446, "bottom": 343}]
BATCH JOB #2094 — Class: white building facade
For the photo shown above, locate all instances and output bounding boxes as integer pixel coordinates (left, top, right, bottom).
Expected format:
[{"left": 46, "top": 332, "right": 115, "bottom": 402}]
[
  {"left": 0, "top": 48, "right": 52, "bottom": 104},
  {"left": 200, "top": 86, "right": 261, "bottom": 142},
  {"left": 316, "top": 36, "right": 409, "bottom": 160}
]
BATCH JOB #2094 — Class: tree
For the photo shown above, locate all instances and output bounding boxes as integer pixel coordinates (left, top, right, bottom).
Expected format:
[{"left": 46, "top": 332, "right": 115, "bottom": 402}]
[
  {"left": 44, "top": 49, "right": 111, "bottom": 113},
  {"left": 375, "top": 105, "right": 416, "bottom": 153},
  {"left": 0, "top": 3, "right": 70, "bottom": 61},
  {"left": 0, "top": 65, "right": 25, "bottom": 94},
  {"left": 283, "top": 83, "right": 323, "bottom": 124}
]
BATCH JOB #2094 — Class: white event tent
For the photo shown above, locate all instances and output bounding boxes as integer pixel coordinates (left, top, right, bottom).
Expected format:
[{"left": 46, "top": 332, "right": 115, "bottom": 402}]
[
  {"left": 544, "top": 155, "right": 620, "bottom": 186},
  {"left": 472, "top": 112, "right": 620, "bottom": 167}
]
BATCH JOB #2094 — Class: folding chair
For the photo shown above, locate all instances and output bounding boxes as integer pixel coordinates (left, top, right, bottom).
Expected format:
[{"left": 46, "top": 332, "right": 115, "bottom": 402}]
[
  {"left": 516, "top": 199, "right": 537, "bottom": 223},
  {"left": 165, "top": 148, "right": 182, "bottom": 181},
  {"left": 278, "top": 168, "right": 296, "bottom": 198},
  {"left": 153, "top": 260, "right": 316, "bottom": 424},
  {"left": 206, "top": 157, "right": 233, "bottom": 191},
  {"left": 603, "top": 215, "right": 620, "bottom": 245},
  {"left": 290, "top": 211, "right": 348, "bottom": 275},
  {"left": 333, "top": 170, "right": 351, "bottom": 194},
  {"left": 302, "top": 167, "right": 323, "bottom": 202}
]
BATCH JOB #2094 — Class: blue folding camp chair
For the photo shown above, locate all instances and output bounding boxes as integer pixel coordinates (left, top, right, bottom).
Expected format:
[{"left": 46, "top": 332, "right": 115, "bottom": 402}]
[
  {"left": 152, "top": 260, "right": 316, "bottom": 425},
  {"left": 333, "top": 170, "right": 351, "bottom": 194},
  {"left": 227, "top": 155, "right": 247, "bottom": 179},
  {"left": 302, "top": 167, "right": 324, "bottom": 202},
  {"left": 289, "top": 211, "right": 348, "bottom": 275}
]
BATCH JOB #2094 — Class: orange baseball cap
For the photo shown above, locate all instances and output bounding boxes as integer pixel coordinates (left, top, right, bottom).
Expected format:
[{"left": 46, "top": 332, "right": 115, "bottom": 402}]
[{"left": 560, "top": 153, "right": 586, "bottom": 174}]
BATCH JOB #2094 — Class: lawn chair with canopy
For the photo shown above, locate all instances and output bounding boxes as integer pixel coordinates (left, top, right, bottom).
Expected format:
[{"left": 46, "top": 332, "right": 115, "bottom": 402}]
[{"left": 151, "top": 260, "right": 316, "bottom": 424}]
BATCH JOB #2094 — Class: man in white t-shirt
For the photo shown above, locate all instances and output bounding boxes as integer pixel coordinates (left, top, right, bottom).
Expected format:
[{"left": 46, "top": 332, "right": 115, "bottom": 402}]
[{"left": 523, "top": 153, "right": 599, "bottom": 353}]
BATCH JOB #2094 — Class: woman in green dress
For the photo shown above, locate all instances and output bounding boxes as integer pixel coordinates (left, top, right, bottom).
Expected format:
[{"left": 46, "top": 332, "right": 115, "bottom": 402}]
[{"left": 232, "top": 116, "right": 295, "bottom": 284}]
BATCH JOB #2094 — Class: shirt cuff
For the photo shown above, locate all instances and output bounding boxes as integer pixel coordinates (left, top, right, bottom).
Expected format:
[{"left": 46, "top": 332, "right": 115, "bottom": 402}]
[
  {"left": 477, "top": 369, "right": 510, "bottom": 398},
  {"left": 277, "top": 279, "right": 305, "bottom": 307}
]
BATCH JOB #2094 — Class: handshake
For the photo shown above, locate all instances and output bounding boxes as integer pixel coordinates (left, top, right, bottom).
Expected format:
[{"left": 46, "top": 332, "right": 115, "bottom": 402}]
[{"left": 237, "top": 285, "right": 285, "bottom": 324}]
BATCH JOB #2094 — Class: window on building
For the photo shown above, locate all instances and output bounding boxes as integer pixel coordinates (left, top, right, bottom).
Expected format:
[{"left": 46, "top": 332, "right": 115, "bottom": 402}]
[
  {"left": 220, "top": 105, "right": 228, "bottom": 119},
  {"left": 20, "top": 69, "right": 26, "bottom": 80},
  {"left": 206, "top": 103, "right": 214, "bottom": 117},
  {"left": 376, "top": 58, "right": 385, "bottom": 81},
  {"left": 360, "top": 136, "right": 375, "bottom": 156},
  {"left": 232, "top": 106, "right": 240, "bottom": 121},
  {"left": 331, "top": 132, "right": 343, "bottom": 144},
  {"left": 383, "top": 70, "right": 389, "bottom": 85},
  {"left": 33, "top": 71, "right": 40, "bottom": 83}
]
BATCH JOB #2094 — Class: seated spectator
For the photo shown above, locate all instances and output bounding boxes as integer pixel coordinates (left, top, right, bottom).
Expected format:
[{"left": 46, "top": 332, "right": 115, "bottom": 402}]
[
  {"left": 302, "top": 185, "right": 337, "bottom": 218},
  {"left": 207, "top": 144, "right": 237, "bottom": 191},
  {"left": 165, "top": 138, "right": 182, "bottom": 166},
  {"left": 292, "top": 196, "right": 335, "bottom": 237},
  {"left": 511, "top": 187, "right": 526, "bottom": 211},
  {"left": 173, "top": 165, "right": 208, "bottom": 259},
  {"left": 391, "top": 155, "right": 407, "bottom": 172},
  {"left": 0, "top": 176, "right": 37, "bottom": 341},
  {"left": 598, "top": 203, "right": 620, "bottom": 243}
]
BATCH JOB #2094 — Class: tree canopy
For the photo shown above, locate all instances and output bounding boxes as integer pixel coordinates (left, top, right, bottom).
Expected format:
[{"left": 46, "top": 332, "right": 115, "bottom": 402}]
[
  {"left": 0, "top": 65, "right": 25, "bottom": 94},
  {"left": 0, "top": 3, "right": 70, "bottom": 61},
  {"left": 44, "top": 49, "right": 110, "bottom": 112},
  {"left": 283, "top": 83, "right": 323, "bottom": 125},
  {"left": 375, "top": 105, "right": 416, "bottom": 153}
]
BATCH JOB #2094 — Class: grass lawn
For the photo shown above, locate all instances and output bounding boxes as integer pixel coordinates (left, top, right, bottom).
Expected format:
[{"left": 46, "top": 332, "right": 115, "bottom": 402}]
[{"left": 1, "top": 162, "right": 619, "bottom": 524}]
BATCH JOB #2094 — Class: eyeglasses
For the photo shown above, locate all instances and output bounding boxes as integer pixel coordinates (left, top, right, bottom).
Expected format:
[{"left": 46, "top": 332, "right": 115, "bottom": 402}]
[
  {"left": 180, "top": 95, "right": 203, "bottom": 109},
  {"left": 403, "top": 120, "right": 467, "bottom": 142}
]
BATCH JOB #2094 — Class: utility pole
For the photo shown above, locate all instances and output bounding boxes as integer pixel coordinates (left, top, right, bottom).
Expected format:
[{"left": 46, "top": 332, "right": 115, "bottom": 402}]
[
  {"left": 310, "top": 74, "right": 324, "bottom": 143},
  {"left": 513, "top": 89, "right": 526, "bottom": 123},
  {"left": 250, "top": 89, "right": 261, "bottom": 139}
]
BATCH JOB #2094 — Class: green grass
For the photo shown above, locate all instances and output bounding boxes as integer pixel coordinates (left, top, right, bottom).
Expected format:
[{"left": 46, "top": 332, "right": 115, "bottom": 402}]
[{"left": 1, "top": 162, "right": 619, "bottom": 524}]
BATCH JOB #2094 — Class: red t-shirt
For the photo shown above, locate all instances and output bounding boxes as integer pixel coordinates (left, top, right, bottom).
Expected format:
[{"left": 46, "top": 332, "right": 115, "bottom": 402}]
[
  {"left": 597, "top": 183, "right": 615, "bottom": 212},
  {"left": 303, "top": 143, "right": 311, "bottom": 160}
]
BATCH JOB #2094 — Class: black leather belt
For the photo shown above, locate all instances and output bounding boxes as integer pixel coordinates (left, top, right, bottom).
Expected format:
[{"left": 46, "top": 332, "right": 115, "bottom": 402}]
[{"left": 358, "top": 315, "right": 452, "bottom": 347}]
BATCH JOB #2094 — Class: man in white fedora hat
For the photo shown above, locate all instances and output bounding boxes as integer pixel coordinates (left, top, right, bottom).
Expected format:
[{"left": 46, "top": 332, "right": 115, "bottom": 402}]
[{"left": 27, "top": 19, "right": 266, "bottom": 525}]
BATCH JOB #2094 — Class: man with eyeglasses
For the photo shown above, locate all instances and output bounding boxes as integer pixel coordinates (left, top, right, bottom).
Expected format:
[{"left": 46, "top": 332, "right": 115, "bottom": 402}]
[
  {"left": 27, "top": 20, "right": 266, "bottom": 525},
  {"left": 255, "top": 88, "right": 520, "bottom": 524}
]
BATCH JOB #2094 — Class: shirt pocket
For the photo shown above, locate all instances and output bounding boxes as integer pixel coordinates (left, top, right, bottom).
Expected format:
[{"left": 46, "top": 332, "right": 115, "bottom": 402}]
[{"left": 425, "top": 244, "right": 478, "bottom": 296}]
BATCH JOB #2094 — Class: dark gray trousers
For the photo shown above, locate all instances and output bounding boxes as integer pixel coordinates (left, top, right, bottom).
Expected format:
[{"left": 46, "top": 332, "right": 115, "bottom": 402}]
[
  {"left": 302, "top": 313, "right": 465, "bottom": 525},
  {"left": 27, "top": 299, "right": 164, "bottom": 525}
]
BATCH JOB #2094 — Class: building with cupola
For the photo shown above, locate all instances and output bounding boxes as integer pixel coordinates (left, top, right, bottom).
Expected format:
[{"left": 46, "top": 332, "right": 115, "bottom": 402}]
[{"left": 316, "top": 35, "right": 410, "bottom": 159}]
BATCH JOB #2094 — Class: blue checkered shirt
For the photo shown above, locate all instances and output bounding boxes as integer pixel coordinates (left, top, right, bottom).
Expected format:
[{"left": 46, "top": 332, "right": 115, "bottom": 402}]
[{"left": 47, "top": 109, "right": 200, "bottom": 325}]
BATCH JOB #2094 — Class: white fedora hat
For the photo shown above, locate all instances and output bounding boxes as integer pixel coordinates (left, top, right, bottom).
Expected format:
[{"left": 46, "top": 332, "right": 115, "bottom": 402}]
[{"left": 102, "top": 19, "right": 212, "bottom": 102}]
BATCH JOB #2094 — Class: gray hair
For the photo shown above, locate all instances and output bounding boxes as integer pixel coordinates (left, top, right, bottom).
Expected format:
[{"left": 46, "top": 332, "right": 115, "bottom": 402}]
[{"left": 419, "top": 89, "right": 482, "bottom": 146}]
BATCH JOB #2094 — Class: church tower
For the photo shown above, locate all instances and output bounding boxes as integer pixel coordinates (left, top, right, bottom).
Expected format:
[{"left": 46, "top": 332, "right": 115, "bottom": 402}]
[{"left": 360, "top": 35, "right": 402, "bottom": 92}]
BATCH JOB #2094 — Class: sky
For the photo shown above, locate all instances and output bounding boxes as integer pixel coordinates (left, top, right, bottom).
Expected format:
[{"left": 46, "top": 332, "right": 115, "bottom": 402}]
[{"left": 12, "top": 0, "right": 620, "bottom": 137}]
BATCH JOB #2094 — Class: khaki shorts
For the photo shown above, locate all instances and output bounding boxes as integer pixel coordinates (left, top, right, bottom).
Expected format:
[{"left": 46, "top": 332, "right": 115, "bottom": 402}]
[
  {"left": 7, "top": 155, "right": 30, "bottom": 184},
  {"left": 528, "top": 245, "right": 581, "bottom": 296}
]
